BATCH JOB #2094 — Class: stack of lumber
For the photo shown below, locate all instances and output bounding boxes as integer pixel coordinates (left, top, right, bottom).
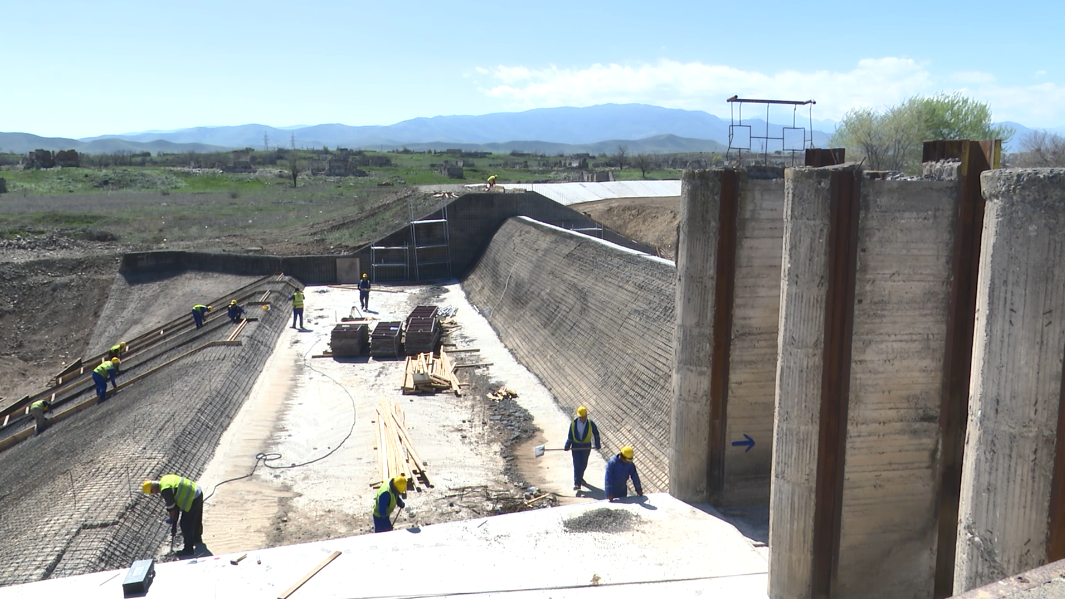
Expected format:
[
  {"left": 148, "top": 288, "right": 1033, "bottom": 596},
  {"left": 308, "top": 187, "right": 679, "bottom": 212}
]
[
  {"left": 401, "top": 349, "right": 462, "bottom": 395},
  {"left": 374, "top": 399, "right": 430, "bottom": 490},
  {"left": 370, "top": 321, "right": 402, "bottom": 357}
]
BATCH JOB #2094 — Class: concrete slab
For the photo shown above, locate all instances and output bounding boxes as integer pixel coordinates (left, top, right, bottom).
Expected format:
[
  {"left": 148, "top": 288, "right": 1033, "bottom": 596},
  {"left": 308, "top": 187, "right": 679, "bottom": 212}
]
[
  {"left": 0, "top": 494, "right": 768, "bottom": 598},
  {"left": 462, "top": 181, "right": 682, "bottom": 205}
]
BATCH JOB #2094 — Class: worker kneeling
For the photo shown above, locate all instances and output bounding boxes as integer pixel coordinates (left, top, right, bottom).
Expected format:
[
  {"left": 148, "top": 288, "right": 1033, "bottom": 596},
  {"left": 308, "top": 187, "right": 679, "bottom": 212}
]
[
  {"left": 92, "top": 358, "right": 120, "bottom": 402},
  {"left": 604, "top": 445, "right": 643, "bottom": 501},
  {"left": 29, "top": 399, "right": 52, "bottom": 435},
  {"left": 372, "top": 476, "right": 406, "bottom": 533},
  {"left": 143, "top": 475, "right": 204, "bottom": 558},
  {"left": 227, "top": 299, "right": 246, "bottom": 323}
]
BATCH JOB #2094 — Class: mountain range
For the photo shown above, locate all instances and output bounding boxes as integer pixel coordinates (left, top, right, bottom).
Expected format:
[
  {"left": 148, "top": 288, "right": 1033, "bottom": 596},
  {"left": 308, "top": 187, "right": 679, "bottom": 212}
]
[{"left": 1, "top": 104, "right": 1058, "bottom": 156}]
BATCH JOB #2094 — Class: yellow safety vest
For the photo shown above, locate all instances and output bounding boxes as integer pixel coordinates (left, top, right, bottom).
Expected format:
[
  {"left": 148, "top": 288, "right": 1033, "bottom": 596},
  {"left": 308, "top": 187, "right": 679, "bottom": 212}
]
[
  {"left": 569, "top": 419, "right": 594, "bottom": 444},
  {"left": 372, "top": 483, "right": 397, "bottom": 518},
  {"left": 30, "top": 400, "right": 48, "bottom": 412},
  {"left": 110, "top": 343, "right": 124, "bottom": 354},
  {"left": 192, "top": 304, "right": 208, "bottom": 314},
  {"left": 93, "top": 362, "right": 115, "bottom": 376},
  {"left": 160, "top": 474, "right": 198, "bottom": 512},
  {"left": 291, "top": 291, "right": 305, "bottom": 309}
]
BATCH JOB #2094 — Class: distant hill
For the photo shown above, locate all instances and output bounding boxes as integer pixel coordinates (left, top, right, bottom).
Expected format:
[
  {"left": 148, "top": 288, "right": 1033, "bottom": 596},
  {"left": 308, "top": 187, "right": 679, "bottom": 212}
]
[{"left": 0, "top": 131, "right": 229, "bottom": 155}]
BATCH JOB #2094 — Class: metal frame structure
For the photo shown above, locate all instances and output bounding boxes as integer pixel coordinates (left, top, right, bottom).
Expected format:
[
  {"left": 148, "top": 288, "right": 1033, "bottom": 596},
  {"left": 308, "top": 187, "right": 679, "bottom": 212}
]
[
  {"left": 369, "top": 244, "right": 410, "bottom": 282},
  {"left": 408, "top": 195, "right": 452, "bottom": 281},
  {"left": 726, "top": 96, "right": 816, "bottom": 166}
]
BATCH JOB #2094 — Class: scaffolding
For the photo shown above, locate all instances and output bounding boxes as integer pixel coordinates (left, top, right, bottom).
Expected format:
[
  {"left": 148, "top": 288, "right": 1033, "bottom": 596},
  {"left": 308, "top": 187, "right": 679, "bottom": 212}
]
[
  {"left": 369, "top": 243, "right": 410, "bottom": 282},
  {"left": 408, "top": 195, "right": 452, "bottom": 281},
  {"left": 725, "top": 95, "right": 816, "bottom": 166}
]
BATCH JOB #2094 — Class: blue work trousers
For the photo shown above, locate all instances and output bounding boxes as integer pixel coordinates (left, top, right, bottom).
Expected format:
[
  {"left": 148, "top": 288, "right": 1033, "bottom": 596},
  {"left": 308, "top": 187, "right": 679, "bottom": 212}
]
[
  {"left": 92, "top": 372, "right": 108, "bottom": 401},
  {"left": 192, "top": 310, "right": 204, "bottom": 328},
  {"left": 571, "top": 447, "right": 591, "bottom": 486},
  {"left": 292, "top": 308, "right": 303, "bottom": 328},
  {"left": 373, "top": 514, "right": 393, "bottom": 533}
]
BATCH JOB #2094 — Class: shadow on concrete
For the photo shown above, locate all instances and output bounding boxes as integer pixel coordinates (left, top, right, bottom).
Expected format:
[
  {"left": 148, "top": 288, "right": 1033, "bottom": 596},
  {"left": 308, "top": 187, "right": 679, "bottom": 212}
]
[
  {"left": 576, "top": 483, "right": 606, "bottom": 500},
  {"left": 331, "top": 356, "right": 369, "bottom": 364},
  {"left": 403, "top": 526, "right": 422, "bottom": 534},
  {"left": 690, "top": 502, "right": 769, "bottom": 546},
  {"left": 609, "top": 495, "right": 658, "bottom": 509}
]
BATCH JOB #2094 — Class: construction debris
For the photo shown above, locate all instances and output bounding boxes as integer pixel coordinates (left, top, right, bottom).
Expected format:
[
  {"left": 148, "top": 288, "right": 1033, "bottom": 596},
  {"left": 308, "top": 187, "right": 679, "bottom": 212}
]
[
  {"left": 401, "top": 349, "right": 462, "bottom": 395},
  {"left": 486, "top": 385, "right": 518, "bottom": 401},
  {"left": 375, "top": 400, "right": 431, "bottom": 490},
  {"left": 436, "top": 485, "right": 558, "bottom": 516}
]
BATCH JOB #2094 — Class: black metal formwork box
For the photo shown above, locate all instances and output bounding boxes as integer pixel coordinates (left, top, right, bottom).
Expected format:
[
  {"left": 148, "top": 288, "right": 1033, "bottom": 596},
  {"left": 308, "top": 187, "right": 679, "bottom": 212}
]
[
  {"left": 122, "top": 558, "right": 155, "bottom": 595},
  {"left": 331, "top": 323, "right": 368, "bottom": 357},
  {"left": 370, "top": 321, "right": 403, "bottom": 357}
]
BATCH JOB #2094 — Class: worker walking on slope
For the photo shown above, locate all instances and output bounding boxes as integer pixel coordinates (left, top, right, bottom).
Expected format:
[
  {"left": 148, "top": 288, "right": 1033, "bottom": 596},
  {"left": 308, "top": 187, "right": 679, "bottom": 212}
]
[
  {"left": 227, "top": 299, "right": 246, "bottom": 323},
  {"left": 605, "top": 446, "right": 643, "bottom": 501},
  {"left": 358, "top": 273, "right": 371, "bottom": 311},
  {"left": 563, "top": 406, "right": 601, "bottom": 491},
  {"left": 290, "top": 288, "right": 305, "bottom": 329},
  {"left": 372, "top": 476, "right": 407, "bottom": 533},
  {"left": 191, "top": 304, "right": 212, "bottom": 329},
  {"left": 92, "top": 358, "right": 120, "bottom": 402},
  {"left": 108, "top": 341, "right": 127, "bottom": 360},
  {"left": 29, "top": 399, "right": 52, "bottom": 435},
  {"left": 143, "top": 475, "right": 204, "bottom": 558}
]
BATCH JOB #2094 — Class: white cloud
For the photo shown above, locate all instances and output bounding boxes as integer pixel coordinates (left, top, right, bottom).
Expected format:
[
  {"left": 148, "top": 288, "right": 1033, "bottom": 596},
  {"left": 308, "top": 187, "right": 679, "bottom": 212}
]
[
  {"left": 1036, "top": 70, "right": 1047, "bottom": 77},
  {"left": 473, "top": 58, "right": 1065, "bottom": 126}
]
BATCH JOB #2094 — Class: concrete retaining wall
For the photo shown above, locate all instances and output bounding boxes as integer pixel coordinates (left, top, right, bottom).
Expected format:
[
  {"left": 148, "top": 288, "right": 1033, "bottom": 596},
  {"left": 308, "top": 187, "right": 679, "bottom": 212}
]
[
  {"left": 769, "top": 165, "right": 959, "bottom": 599},
  {"left": 356, "top": 191, "right": 657, "bottom": 282},
  {"left": 462, "top": 217, "right": 675, "bottom": 491},
  {"left": 121, "top": 251, "right": 338, "bottom": 285}
]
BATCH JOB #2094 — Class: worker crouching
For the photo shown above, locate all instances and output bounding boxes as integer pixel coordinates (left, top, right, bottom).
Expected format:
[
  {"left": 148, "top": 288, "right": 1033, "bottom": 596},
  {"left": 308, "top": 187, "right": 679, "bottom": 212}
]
[
  {"left": 108, "top": 341, "right": 127, "bottom": 360},
  {"left": 372, "top": 476, "right": 406, "bottom": 533},
  {"left": 191, "top": 304, "right": 212, "bottom": 328},
  {"left": 144, "top": 474, "right": 204, "bottom": 558},
  {"left": 227, "top": 299, "right": 246, "bottom": 323},
  {"left": 604, "top": 446, "right": 643, "bottom": 501},
  {"left": 29, "top": 399, "right": 52, "bottom": 435}
]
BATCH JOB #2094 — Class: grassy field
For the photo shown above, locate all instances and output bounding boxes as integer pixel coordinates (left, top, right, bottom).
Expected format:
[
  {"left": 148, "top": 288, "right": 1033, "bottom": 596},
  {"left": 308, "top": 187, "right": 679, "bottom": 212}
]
[{"left": 0, "top": 150, "right": 686, "bottom": 250}]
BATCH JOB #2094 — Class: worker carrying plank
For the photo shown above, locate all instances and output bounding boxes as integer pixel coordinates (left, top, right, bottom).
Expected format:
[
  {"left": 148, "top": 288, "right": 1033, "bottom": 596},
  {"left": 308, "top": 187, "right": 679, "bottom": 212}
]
[
  {"left": 605, "top": 445, "right": 643, "bottom": 501},
  {"left": 29, "top": 399, "right": 52, "bottom": 435},
  {"left": 191, "top": 304, "right": 212, "bottom": 329},
  {"left": 92, "top": 358, "right": 120, "bottom": 402},
  {"left": 372, "top": 476, "right": 406, "bottom": 533},
  {"left": 289, "top": 289, "right": 305, "bottom": 329},
  {"left": 227, "top": 299, "right": 246, "bottom": 323},
  {"left": 358, "top": 273, "right": 371, "bottom": 311},
  {"left": 143, "top": 474, "right": 204, "bottom": 558},
  {"left": 563, "top": 406, "right": 601, "bottom": 491},
  {"left": 108, "top": 341, "right": 127, "bottom": 360}
]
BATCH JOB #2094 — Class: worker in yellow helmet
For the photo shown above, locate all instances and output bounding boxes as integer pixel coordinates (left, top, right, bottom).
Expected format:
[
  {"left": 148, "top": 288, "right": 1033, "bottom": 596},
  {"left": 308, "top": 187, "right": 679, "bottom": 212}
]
[
  {"left": 108, "top": 341, "right": 128, "bottom": 360},
  {"left": 358, "top": 273, "right": 371, "bottom": 311},
  {"left": 143, "top": 474, "right": 203, "bottom": 558},
  {"left": 92, "top": 358, "right": 120, "bottom": 402},
  {"left": 191, "top": 304, "right": 212, "bottom": 329},
  {"left": 372, "top": 476, "right": 407, "bottom": 532},
  {"left": 563, "top": 406, "right": 601, "bottom": 491},
  {"left": 486, "top": 174, "right": 498, "bottom": 190},
  {"left": 29, "top": 399, "right": 52, "bottom": 435},
  {"left": 289, "top": 288, "right": 305, "bottom": 329},
  {"left": 227, "top": 299, "right": 246, "bottom": 323},
  {"left": 605, "top": 445, "right": 643, "bottom": 501}
]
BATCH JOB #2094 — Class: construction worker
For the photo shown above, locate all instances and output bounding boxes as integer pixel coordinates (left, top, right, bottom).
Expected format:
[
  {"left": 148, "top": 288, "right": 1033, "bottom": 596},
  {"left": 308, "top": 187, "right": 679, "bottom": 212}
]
[
  {"left": 227, "top": 299, "right": 246, "bottom": 323},
  {"left": 143, "top": 475, "right": 203, "bottom": 558},
  {"left": 563, "top": 406, "right": 601, "bottom": 491},
  {"left": 604, "top": 446, "right": 643, "bottom": 501},
  {"left": 289, "top": 289, "right": 305, "bottom": 329},
  {"left": 372, "top": 476, "right": 406, "bottom": 533},
  {"left": 29, "top": 399, "right": 51, "bottom": 435},
  {"left": 92, "top": 358, "right": 120, "bottom": 401},
  {"left": 108, "top": 341, "right": 127, "bottom": 360},
  {"left": 486, "top": 174, "right": 498, "bottom": 190},
  {"left": 358, "top": 273, "right": 371, "bottom": 311},
  {"left": 191, "top": 304, "right": 212, "bottom": 329}
]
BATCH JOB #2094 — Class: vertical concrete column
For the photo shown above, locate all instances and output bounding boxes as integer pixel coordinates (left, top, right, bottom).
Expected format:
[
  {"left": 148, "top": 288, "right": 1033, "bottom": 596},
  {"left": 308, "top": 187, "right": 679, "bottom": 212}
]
[
  {"left": 671, "top": 169, "right": 723, "bottom": 503},
  {"left": 955, "top": 168, "right": 1065, "bottom": 592}
]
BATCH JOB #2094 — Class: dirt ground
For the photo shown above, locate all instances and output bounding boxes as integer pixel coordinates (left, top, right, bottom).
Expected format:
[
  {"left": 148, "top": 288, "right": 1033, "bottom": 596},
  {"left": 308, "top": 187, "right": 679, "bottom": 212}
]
[{"left": 574, "top": 196, "right": 681, "bottom": 260}]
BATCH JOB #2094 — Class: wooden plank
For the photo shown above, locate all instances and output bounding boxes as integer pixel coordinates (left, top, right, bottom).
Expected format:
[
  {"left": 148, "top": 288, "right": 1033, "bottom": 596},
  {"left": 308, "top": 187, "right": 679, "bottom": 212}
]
[
  {"left": 277, "top": 550, "right": 342, "bottom": 599},
  {"left": 453, "top": 362, "right": 493, "bottom": 369},
  {"left": 387, "top": 402, "right": 427, "bottom": 473}
]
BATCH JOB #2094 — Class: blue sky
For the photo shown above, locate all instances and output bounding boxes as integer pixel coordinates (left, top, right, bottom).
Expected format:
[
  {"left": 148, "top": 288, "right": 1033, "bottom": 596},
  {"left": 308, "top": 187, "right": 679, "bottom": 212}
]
[{"left": 4, "top": 0, "right": 1062, "bottom": 139}]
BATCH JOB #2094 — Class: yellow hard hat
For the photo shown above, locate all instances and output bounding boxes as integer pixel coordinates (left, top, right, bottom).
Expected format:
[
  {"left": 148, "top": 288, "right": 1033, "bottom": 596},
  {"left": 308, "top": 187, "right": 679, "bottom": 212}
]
[
  {"left": 230, "top": 299, "right": 237, "bottom": 305},
  {"left": 120, "top": 341, "right": 127, "bottom": 349},
  {"left": 262, "top": 305, "right": 270, "bottom": 311},
  {"left": 142, "top": 480, "right": 154, "bottom": 494},
  {"left": 620, "top": 446, "right": 634, "bottom": 460},
  {"left": 111, "top": 357, "right": 121, "bottom": 365},
  {"left": 207, "top": 305, "right": 213, "bottom": 311},
  {"left": 393, "top": 476, "right": 407, "bottom": 494},
  {"left": 362, "top": 273, "right": 368, "bottom": 278},
  {"left": 576, "top": 406, "right": 588, "bottom": 418}
]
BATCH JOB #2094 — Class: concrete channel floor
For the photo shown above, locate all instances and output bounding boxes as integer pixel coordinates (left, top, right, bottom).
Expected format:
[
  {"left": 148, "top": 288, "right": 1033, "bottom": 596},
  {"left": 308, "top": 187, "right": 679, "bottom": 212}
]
[
  {"left": 1, "top": 280, "right": 769, "bottom": 596},
  {"left": 1, "top": 494, "right": 769, "bottom": 598}
]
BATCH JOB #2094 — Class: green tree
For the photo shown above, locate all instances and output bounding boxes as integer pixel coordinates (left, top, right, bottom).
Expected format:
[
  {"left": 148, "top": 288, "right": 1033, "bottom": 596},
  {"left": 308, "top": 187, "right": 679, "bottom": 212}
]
[{"left": 830, "top": 93, "right": 1013, "bottom": 174}]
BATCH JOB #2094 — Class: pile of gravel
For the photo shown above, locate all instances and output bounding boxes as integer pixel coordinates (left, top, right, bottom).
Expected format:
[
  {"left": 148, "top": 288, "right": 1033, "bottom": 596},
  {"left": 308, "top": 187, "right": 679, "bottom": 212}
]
[
  {"left": 562, "top": 508, "right": 636, "bottom": 533},
  {"left": 489, "top": 395, "right": 538, "bottom": 485}
]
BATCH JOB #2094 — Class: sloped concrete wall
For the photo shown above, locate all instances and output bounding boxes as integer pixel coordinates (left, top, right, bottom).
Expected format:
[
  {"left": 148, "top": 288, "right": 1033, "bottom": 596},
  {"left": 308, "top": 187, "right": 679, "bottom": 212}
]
[{"left": 462, "top": 217, "right": 675, "bottom": 491}]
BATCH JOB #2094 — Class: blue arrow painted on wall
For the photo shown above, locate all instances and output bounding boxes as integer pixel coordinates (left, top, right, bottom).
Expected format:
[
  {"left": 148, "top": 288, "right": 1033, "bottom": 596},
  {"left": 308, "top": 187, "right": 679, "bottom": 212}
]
[{"left": 731, "top": 434, "right": 755, "bottom": 452}]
